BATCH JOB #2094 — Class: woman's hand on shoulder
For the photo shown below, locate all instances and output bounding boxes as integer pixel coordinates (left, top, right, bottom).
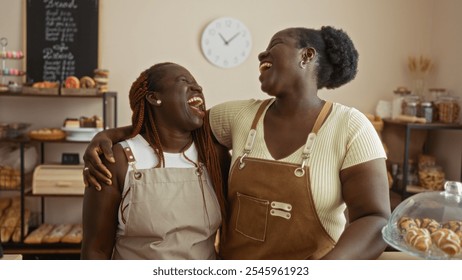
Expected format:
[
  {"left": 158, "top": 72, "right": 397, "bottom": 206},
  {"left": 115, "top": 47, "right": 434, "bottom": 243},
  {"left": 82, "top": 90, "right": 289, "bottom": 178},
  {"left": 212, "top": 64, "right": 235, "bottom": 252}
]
[
  {"left": 83, "top": 130, "right": 115, "bottom": 191},
  {"left": 82, "top": 126, "right": 133, "bottom": 190}
]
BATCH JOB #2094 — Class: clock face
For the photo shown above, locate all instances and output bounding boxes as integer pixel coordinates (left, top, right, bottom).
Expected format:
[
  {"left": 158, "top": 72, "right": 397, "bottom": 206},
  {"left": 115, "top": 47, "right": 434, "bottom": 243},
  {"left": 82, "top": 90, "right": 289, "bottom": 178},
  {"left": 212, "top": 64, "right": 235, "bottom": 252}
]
[{"left": 201, "top": 17, "right": 252, "bottom": 68}]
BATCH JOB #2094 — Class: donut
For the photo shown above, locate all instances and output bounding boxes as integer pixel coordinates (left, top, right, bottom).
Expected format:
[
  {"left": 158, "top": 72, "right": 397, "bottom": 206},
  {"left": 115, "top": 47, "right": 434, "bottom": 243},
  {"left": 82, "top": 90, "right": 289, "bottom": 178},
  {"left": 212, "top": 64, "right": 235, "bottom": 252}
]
[
  {"left": 65, "top": 76, "right": 80, "bottom": 88},
  {"left": 93, "top": 69, "right": 109, "bottom": 77},
  {"left": 79, "top": 76, "right": 96, "bottom": 88}
]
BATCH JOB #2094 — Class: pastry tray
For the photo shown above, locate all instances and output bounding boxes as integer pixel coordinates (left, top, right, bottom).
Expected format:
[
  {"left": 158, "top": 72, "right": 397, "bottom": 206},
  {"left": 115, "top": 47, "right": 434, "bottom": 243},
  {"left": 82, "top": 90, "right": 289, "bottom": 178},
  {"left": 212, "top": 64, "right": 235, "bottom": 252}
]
[
  {"left": 382, "top": 224, "right": 462, "bottom": 260},
  {"left": 61, "top": 127, "right": 102, "bottom": 142}
]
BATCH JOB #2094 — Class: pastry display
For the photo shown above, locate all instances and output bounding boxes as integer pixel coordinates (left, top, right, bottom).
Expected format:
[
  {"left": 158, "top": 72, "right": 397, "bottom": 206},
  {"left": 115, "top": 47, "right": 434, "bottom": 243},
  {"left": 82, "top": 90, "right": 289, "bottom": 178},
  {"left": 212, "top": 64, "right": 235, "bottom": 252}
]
[
  {"left": 396, "top": 216, "right": 462, "bottom": 256},
  {"left": 79, "top": 115, "right": 103, "bottom": 128},
  {"left": 61, "top": 75, "right": 98, "bottom": 95},
  {"left": 28, "top": 128, "right": 66, "bottom": 141},
  {"left": 93, "top": 68, "right": 109, "bottom": 93},
  {"left": 32, "top": 81, "right": 59, "bottom": 88},
  {"left": 64, "top": 76, "right": 80, "bottom": 89},
  {"left": 79, "top": 76, "right": 96, "bottom": 88},
  {"left": 63, "top": 118, "right": 80, "bottom": 128},
  {"left": 383, "top": 181, "right": 462, "bottom": 259}
]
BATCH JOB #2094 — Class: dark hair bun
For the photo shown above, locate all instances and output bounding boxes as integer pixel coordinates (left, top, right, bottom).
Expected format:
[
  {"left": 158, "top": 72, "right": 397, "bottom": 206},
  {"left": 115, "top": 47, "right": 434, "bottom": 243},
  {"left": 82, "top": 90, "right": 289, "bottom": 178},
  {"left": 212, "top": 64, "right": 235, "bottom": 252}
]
[{"left": 321, "top": 26, "right": 359, "bottom": 89}]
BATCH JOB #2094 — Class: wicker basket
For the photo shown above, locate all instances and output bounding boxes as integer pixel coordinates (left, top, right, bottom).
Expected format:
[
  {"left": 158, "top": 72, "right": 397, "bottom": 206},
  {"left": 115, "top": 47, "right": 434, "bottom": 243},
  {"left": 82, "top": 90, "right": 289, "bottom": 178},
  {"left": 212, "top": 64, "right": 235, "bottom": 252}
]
[
  {"left": 28, "top": 128, "right": 66, "bottom": 141},
  {"left": 0, "top": 165, "right": 20, "bottom": 189}
]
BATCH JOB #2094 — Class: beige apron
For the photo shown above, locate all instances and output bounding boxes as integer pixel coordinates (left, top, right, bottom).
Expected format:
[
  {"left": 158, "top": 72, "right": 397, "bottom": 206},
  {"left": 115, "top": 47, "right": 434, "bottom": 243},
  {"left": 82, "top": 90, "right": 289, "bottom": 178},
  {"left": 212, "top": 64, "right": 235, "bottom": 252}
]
[
  {"left": 112, "top": 143, "right": 221, "bottom": 259},
  {"left": 220, "top": 99, "right": 335, "bottom": 260}
]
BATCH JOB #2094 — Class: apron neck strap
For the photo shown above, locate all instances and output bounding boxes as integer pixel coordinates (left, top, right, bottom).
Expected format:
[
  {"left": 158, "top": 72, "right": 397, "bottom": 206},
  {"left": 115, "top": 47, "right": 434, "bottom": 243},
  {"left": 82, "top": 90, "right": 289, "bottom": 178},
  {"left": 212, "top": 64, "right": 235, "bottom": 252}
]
[
  {"left": 251, "top": 99, "right": 272, "bottom": 130},
  {"left": 299, "top": 101, "right": 333, "bottom": 170},
  {"left": 243, "top": 99, "right": 272, "bottom": 153},
  {"left": 312, "top": 101, "right": 332, "bottom": 134}
]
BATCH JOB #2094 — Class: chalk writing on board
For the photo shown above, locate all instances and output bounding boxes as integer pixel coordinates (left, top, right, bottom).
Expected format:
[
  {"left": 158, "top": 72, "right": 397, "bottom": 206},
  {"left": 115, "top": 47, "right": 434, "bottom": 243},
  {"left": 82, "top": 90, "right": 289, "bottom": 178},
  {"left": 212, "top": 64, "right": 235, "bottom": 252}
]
[{"left": 27, "top": 0, "right": 98, "bottom": 83}]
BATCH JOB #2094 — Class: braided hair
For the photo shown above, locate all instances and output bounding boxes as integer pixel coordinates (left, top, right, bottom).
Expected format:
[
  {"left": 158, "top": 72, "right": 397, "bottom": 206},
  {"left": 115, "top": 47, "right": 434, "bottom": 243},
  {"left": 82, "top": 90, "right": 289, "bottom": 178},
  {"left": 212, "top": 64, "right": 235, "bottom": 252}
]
[
  {"left": 292, "top": 26, "right": 359, "bottom": 89},
  {"left": 128, "top": 62, "right": 227, "bottom": 218}
]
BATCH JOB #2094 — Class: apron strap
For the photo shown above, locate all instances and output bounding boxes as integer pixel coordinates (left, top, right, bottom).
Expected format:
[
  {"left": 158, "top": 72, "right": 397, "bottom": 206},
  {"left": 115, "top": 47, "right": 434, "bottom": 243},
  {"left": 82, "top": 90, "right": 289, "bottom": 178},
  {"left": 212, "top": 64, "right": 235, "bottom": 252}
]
[
  {"left": 119, "top": 141, "right": 142, "bottom": 179},
  {"left": 243, "top": 99, "right": 272, "bottom": 153},
  {"left": 312, "top": 101, "right": 332, "bottom": 134},
  {"left": 295, "top": 101, "right": 333, "bottom": 177}
]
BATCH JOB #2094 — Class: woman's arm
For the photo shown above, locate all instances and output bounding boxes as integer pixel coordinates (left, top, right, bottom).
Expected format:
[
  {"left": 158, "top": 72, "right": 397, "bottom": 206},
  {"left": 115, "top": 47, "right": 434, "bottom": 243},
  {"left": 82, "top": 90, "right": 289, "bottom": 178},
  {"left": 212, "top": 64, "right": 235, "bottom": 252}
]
[
  {"left": 321, "top": 158, "right": 391, "bottom": 260},
  {"left": 83, "top": 125, "right": 132, "bottom": 190},
  {"left": 81, "top": 144, "right": 127, "bottom": 259}
]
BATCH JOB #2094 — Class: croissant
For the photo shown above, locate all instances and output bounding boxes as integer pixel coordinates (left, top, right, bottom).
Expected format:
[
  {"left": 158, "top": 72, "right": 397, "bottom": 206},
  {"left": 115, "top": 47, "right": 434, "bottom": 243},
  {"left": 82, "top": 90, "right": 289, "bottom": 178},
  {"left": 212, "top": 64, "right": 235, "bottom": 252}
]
[
  {"left": 405, "top": 228, "right": 432, "bottom": 252},
  {"left": 415, "top": 218, "right": 440, "bottom": 233},
  {"left": 442, "top": 220, "right": 462, "bottom": 232},
  {"left": 431, "top": 228, "right": 461, "bottom": 256},
  {"left": 398, "top": 216, "right": 418, "bottom": 232}
]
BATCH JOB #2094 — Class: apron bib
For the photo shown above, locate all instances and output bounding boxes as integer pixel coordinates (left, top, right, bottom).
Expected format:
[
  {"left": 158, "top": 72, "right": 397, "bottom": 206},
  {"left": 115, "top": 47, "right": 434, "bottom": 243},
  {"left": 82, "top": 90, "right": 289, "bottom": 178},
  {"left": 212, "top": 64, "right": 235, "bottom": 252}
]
[
  {"left": 112, "top": 144, "right": 221, "bottom": 259},
  {"left": 220, "top": 99, "right": 335, "bottom": 259}
]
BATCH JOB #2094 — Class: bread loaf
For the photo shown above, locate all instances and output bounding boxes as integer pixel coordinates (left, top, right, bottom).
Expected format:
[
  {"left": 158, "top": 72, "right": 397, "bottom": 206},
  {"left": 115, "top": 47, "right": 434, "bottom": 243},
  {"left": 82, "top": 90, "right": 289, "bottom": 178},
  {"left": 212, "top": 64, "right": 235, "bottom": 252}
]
[
  {"left": 404, "top": 228, "right": 432, "bottom": 252},
  {"left": 0, "top": 197, "right": 11, "bottom": 213},
  {"left": 431, "top": 228, "right": 461, "bottom": 256},
  {"left": 42, "top": 224, "right": 73, "bottom": 243},
  {"left": 0, "top": 206, "right": 20, "bottom": 242},
  {"left": 24, "top": 224, "right": 54, "bottom": 244},
  {"left": 11, "top": 209, "right": 30, "bottom": 243},
  {"left": 61, "top": 224, "right": 82, "bottom": 244}
]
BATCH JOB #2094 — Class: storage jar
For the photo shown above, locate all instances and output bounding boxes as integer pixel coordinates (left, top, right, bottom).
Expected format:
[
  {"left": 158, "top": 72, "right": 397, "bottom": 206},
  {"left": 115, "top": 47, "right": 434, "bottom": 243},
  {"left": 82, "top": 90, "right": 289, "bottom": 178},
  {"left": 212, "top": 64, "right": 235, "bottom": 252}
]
[{"left": 436, "top": 96, "right": 460, "bottom": 123}]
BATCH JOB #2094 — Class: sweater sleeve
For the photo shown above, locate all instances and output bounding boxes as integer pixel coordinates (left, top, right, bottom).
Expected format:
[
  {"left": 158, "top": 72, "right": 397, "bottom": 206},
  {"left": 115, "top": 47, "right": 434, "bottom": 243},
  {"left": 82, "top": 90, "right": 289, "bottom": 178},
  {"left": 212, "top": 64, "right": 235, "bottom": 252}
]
[
  {"left": 209, "top": 99, "right": 256, "bottom": 149},
  {"left": 341, "top": 109, "right": 387, "bottom": 170}
]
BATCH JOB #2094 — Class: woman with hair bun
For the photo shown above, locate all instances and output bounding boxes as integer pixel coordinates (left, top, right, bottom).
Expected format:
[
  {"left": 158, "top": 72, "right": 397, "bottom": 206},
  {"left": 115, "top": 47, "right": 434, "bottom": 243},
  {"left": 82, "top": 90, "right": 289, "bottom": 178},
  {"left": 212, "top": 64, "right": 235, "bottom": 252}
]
[
  {"left": 82, "top": 26, "right": 391, "bottom": 259},
  {"left": 81, "top": 63, "right": 230, "bottom": 259}
]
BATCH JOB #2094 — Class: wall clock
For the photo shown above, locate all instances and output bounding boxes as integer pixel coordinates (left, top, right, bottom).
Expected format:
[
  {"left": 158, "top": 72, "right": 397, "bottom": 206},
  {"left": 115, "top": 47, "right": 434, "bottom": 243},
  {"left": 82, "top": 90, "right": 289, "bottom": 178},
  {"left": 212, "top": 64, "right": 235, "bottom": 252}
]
[{"left": 201, "top": 17, "right": 252, "bottom": 68}]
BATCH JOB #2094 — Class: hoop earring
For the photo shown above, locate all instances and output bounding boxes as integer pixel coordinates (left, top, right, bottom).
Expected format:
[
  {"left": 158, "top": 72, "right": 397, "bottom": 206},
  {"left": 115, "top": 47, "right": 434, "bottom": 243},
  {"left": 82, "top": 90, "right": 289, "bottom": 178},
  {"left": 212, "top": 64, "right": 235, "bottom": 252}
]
[{"left": 299, "top": 60, "right": 307, "bottom": 69}]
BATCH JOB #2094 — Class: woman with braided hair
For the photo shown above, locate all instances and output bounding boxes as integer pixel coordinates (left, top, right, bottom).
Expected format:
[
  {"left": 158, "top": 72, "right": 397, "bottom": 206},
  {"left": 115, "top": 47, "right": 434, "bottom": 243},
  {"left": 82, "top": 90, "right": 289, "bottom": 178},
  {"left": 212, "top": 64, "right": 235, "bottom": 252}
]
[
  {"left": 81, "top": 62, "right": 230, "bottom": 259},
  {"left": 82, "top": 26, "right": 391, "bottom": 259}
]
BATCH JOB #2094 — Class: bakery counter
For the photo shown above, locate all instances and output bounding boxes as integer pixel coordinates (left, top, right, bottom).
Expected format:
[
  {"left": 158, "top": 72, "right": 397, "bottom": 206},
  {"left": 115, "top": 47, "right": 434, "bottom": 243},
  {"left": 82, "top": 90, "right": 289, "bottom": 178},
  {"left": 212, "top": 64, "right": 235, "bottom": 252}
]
[
  {"left": 0, "top": 254, "right": 23, "bottom": 260},
  {"left": 377, "top": 251, "right": 422, "bottom": 260},
  {"left": 2, "top": 242, "right": 80, "bottom": 259}
]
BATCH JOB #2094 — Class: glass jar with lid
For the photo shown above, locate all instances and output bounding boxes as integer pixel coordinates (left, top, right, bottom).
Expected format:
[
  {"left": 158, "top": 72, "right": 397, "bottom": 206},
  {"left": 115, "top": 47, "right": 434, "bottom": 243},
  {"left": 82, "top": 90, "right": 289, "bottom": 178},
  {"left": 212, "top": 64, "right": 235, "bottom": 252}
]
[
  {"left": 419, "top": 101, "right": 435, "bottom": 123},
  {"left": 428, "top": 88, "right": 447, "bottom": 102},
  {"left": 402, "top": 95, "right": 420, "bottom": 117},
  {"left": 436, "top": 95, "right": 460, "bottom": 123},
  {"left": 392, "top": 87, "right": 411, "bottom": 119}
]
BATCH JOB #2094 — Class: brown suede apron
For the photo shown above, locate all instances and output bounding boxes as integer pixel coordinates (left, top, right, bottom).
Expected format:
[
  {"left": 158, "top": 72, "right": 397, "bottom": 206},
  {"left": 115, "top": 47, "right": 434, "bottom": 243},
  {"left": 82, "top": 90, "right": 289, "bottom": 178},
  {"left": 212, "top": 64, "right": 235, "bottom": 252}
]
[{"left": 219, "top": 99, "right": 335, "bottom": 260}]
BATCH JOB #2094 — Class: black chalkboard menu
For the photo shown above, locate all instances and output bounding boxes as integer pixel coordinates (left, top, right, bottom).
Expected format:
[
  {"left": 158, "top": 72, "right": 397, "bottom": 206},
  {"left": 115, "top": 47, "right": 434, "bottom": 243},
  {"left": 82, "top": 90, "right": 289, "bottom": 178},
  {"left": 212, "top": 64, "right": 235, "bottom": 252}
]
[{"left": 26, "top": 0, "right": 99, "bottom": 83}]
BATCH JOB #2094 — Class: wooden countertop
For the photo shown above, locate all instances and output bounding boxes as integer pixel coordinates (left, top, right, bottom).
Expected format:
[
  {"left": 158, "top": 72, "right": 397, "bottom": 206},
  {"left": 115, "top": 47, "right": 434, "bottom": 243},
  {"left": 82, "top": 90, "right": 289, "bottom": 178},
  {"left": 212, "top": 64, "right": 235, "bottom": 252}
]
[
  {"left": 377, "top": 251, "right": 422, "bottom": 260},
  {"left": 0, "top": 254, "right": 23, "bottom": 260}
]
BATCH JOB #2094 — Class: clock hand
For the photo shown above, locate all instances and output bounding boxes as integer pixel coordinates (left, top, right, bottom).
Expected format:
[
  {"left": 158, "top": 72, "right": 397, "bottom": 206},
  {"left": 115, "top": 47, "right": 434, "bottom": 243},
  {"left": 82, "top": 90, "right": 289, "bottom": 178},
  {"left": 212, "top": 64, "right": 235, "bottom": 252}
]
[
  {"left": 218, "top": 33, "right": 229, "bottom": 45},
  {"left": 226, "top": 32, "right": 241, "bottom": 44}
]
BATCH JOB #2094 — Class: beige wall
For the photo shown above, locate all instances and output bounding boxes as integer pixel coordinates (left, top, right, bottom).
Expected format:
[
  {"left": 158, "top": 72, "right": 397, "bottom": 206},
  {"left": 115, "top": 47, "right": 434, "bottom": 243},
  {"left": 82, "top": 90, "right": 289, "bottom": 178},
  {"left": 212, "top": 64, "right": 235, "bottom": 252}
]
[
  {"left": 2, "top": 0, "right": 440, "bottom": 123},
  {"left": 1, "top": 0, "right": 461, "bottom": 222}
]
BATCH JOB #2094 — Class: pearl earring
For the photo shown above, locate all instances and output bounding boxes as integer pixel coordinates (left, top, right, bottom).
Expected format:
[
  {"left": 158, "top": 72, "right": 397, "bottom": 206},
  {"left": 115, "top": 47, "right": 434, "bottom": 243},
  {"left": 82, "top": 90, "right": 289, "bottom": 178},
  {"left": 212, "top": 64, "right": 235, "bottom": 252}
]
[{"left": 156, "top": 100, "right": 162, "bottom": 105}]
